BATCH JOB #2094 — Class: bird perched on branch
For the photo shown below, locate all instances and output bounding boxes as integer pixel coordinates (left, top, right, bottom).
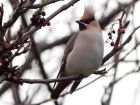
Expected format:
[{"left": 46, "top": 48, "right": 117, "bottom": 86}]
[{"left": 51, "top": 2, "right": 104, "bottom": 99}]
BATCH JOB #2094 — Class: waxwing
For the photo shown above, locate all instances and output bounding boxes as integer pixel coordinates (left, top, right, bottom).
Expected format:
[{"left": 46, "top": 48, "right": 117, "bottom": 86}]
[{"left": 51, "top": 2, "right": 104, "bottom": 99}]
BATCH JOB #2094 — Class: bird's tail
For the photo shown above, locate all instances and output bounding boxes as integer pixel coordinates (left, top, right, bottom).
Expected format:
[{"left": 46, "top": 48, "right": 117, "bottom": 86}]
[{"left": 51, "top": 80, "right": 72, "bottom": 99}]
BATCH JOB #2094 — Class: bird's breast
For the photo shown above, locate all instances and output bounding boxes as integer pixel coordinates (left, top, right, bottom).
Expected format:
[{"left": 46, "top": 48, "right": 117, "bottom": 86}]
[{"left": 65, "top": 30, "right": 104, "bottom": 77}]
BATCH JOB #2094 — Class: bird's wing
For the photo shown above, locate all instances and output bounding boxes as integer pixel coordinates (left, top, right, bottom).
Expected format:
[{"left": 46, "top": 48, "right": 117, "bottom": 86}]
[
  {"left": 63, "top": 32, "right": 79, "bottom": 61},
  {"left": 53, "top": 32, "right": 79, "bottom": 88}
]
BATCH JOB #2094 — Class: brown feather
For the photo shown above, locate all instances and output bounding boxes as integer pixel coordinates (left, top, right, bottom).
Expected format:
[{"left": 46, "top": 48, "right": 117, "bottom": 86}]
[{"left": 81, "top": 4, "right": 95, "bottom": 21}]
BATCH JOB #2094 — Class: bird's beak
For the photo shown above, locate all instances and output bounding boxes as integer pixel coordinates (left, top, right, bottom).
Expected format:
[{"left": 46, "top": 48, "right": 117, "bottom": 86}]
[{"left": 76, "top": 20, "right": 85, "bottom": 25}]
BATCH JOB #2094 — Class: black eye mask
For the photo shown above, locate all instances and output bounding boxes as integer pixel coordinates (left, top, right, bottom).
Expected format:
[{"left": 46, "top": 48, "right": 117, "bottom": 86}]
[
  {"left": 80, "top": 16, "right": 95, "bottom": 24},
  {"left": 76, "top": 16, "right": 95, "bottom": 31}
]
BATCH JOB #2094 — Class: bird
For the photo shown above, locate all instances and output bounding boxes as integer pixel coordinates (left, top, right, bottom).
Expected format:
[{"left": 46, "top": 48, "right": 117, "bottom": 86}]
[{"left": 51, "top": 3, "right": 104, "bottom": 99}]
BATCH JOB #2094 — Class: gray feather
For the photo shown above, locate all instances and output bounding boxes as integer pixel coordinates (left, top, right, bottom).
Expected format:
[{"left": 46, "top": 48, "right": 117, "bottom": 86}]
[{"left": 53, "top": 32, "right": 79, "bottom": 88}]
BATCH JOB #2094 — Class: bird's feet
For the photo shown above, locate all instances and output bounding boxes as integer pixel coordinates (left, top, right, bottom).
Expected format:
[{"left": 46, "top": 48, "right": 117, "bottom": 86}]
[{"left": 93, "top": 68, "right": 107, "bottom": 75}]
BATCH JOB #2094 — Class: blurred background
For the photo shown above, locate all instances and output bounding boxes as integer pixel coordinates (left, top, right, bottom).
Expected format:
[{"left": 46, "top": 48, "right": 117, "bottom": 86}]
[{"left": 0, "top": 0, "right": 140, "bottom": 105}]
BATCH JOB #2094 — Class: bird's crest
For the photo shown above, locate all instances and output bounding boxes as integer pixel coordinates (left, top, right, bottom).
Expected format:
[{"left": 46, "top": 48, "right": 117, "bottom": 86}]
[{"left": 80, "top": 0, "right": 95, "bottom": 22}]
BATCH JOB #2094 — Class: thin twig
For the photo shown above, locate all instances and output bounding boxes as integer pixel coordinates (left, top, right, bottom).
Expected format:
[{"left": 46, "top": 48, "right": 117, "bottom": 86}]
[
  {"left": 103, "top": 26, "right": 140, "bottom": 64},
  {"left": 22, "top": 0, "right": 80, "bottom": 37},
  {"left": 7, "top": 75, "right": 82, "bottom": 84},
  {"left": 30, "top": 0, "right": 63, "bottom": 9}
]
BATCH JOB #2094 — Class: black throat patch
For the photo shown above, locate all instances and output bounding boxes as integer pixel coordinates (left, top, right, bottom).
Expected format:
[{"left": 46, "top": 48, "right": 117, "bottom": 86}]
[{"left": 79, "top": 23, "right": 86, "bottom": 30}]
